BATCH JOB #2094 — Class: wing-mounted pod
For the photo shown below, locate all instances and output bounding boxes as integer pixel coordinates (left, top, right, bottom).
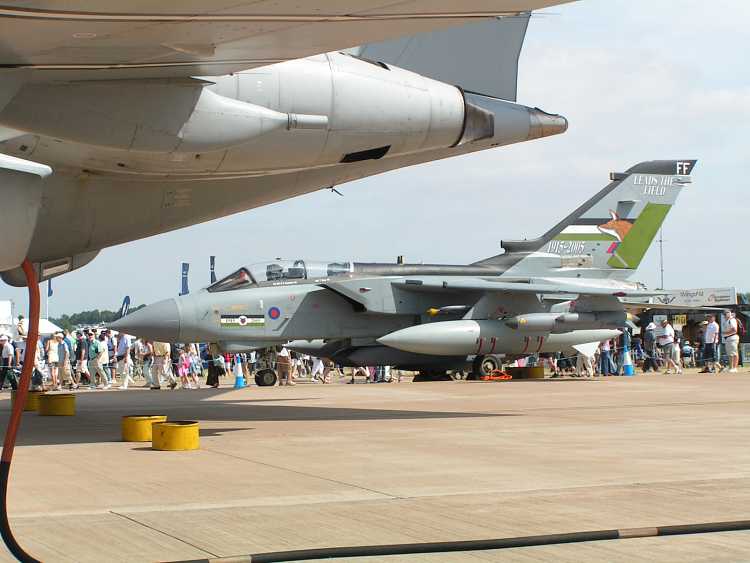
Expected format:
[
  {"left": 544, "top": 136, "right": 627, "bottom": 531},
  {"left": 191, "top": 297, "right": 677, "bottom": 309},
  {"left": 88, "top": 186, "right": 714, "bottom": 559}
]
[
  {"left": 0, "top": 154, "right": 51, "bottom": 271},
  {"left": 0, "top": 79, "right": 328, "bottom": 153}
]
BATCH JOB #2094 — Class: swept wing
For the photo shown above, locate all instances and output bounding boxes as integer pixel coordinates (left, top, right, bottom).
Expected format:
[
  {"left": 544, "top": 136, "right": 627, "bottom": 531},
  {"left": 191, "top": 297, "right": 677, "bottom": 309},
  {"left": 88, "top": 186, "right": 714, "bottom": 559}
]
[{"left": 0, "top": 1, "right": 575, "bottom": 80}]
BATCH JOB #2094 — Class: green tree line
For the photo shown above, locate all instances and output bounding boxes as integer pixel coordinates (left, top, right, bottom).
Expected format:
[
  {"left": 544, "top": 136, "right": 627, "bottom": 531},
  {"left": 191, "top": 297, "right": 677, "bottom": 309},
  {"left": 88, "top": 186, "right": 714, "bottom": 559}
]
[{"left": 51, "top": 305, "right": 145, "bottom": 331}]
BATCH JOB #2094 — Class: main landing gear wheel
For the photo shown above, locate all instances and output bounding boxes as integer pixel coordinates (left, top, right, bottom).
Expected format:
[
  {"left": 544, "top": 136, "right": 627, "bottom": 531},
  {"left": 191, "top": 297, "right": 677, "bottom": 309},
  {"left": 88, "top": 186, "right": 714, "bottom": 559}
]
[
  {"left": 470, "top": 354, "right": 503, "bottom": 380},
  {"left": 255, "top": 369, "right": 278, "bottom": 387}
]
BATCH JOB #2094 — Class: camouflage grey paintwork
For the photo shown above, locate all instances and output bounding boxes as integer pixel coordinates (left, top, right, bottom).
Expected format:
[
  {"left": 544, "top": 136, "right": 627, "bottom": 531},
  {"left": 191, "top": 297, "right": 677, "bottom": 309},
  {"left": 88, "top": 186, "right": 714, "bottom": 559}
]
[{"left": 112, "top": 159, "right": 695, "bottom": 368}]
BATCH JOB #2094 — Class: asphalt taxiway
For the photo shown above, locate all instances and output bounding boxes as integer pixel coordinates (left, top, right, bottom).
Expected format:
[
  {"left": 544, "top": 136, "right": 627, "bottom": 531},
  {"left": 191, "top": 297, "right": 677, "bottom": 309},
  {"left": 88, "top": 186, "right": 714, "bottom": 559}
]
[{"left": 1, "top": 371, "right": 749, "bottom": 562}]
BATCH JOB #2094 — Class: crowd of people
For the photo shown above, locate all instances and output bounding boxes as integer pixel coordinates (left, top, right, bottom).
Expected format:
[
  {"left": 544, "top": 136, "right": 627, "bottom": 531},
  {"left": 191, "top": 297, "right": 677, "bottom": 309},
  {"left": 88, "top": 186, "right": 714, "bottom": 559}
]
[
  {"left": 0, "top": 317, "right": 399, "bottom": 391},
  {"left": 0, "top": 320, "right": 212, "bottom": 391},
  {"left": 0, "top": 311, "right": 745, "bottom": 390},
  {"left": 547, "top": 310, "right": 745, "bottom": 378}
]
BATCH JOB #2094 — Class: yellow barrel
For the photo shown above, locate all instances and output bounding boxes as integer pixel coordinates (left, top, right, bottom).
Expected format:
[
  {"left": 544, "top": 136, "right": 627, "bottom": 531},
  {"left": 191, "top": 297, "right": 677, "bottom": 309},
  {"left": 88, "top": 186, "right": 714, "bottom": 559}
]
[
  {"left": 37, "top": 393, "right": 76, "bottom": 416},
  {"left": 11, "top": 390, "right": 44, "bottom": 412},
  {"left": 122, "top": 415, "right": 168, "bottom": 442},
  {"left": 507, "top": 366, "right": 546, "bottom": 380},
  {"left": 152, "top": 421, "right": 200, "bottom": 451}
]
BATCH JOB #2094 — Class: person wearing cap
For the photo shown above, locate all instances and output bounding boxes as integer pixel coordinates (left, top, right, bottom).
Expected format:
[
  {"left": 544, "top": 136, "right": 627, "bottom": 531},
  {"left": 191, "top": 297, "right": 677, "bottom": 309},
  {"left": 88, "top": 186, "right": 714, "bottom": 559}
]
[
  {"left": 700, "top": 315, "right": 721, "bottom": 373},
  {"left": 656, "top": 319, "right": 682, "bottom": 374},
  {"left": 0, "top": 335, "right": 17, "bottom": 390},
  {"left": 721, "top": 310, "right": 740, "bottom": 373}
]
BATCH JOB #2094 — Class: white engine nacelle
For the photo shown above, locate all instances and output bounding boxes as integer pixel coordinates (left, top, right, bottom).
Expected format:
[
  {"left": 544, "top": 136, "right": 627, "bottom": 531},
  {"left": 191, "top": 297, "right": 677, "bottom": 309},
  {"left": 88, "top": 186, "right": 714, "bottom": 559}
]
[{"left": 0, "top": 53, "right": 564, "bottom": 175}]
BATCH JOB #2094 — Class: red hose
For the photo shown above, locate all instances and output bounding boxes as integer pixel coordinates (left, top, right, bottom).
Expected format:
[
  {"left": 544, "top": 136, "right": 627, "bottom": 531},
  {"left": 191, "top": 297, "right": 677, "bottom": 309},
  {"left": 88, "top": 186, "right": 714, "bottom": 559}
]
[{"left": 0, "top": 259, "right": 42, "bottom": 562}]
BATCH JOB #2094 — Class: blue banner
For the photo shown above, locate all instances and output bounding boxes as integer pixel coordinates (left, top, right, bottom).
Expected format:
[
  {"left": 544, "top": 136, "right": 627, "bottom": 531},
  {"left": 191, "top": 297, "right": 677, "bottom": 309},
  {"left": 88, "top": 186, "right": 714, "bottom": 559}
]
[
  {"left": 118, "top": 296, "right": 131, "bottom": 319},
  {"left": 210, "top": 256, "right": 217, "bottom": 284},
  {"left": 47, "top": 278, "right": 53, "bottom": 298},
  {"left": 180, "top": 262, "right": 190, "bottom": 295}
]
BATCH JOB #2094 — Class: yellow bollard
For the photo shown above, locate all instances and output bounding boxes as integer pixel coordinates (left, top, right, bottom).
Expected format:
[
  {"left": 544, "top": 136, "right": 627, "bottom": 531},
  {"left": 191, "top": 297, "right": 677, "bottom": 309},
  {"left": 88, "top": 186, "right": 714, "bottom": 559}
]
[
  {"left": 11, "top": 390, "right": 44, "bottom": 412},
  {"left": 122, "top": 415, "right": 168, "bottom": 442},
  {"left": 152, "top": 421, "right": 200, "bottom": 451},
  {"left": 507, "top": 366, "right": 545, "bottom": 380},
  {"left": 37, "top": 393, "right": 76, "bottom": 416}
]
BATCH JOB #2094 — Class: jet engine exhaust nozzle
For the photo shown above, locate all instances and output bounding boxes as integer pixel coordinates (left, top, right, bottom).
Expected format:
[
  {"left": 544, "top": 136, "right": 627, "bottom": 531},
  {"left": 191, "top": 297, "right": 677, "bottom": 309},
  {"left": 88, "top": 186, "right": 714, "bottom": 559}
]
[{"left": 527, "top": 107, "right": 568, "bottom": 140}]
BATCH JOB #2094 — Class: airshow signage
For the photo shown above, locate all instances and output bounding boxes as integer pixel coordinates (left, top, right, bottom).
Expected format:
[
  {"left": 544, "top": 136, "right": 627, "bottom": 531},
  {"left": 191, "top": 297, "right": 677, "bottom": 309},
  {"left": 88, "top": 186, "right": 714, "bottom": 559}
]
[{"left": 652, "top": 287, "right": 737, "bottom": 308}]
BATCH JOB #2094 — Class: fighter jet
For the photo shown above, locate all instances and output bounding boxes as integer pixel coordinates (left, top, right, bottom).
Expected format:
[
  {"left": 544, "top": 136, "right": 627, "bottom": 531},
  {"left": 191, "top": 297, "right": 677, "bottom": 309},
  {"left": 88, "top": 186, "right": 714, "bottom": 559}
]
[
  {"left": 0, "top": 1, "right": 573, "bottom": 286},
  {"left": 113, "top": 159, "right": 696, "bottom": 384}
]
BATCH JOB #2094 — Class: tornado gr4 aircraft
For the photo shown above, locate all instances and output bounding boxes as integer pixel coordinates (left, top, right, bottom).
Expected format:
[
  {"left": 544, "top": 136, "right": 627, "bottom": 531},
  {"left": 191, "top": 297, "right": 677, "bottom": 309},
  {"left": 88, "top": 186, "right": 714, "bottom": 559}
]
[
  {"left": 113, "top": 159, "right": 696, "bottom": 383},
  {"left": 0, "top": 1, "right": 573, "bottom": 287}
]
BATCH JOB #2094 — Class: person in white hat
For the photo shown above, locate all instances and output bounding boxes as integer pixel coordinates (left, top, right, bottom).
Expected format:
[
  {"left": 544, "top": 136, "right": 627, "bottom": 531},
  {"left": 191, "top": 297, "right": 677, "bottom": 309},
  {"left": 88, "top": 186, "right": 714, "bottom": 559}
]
[
  {"left": 657, "top": 319, "right": 682, "bottom": 375},
  {"left": 0, "top": 335, "right": 17, "bottom": 390}
]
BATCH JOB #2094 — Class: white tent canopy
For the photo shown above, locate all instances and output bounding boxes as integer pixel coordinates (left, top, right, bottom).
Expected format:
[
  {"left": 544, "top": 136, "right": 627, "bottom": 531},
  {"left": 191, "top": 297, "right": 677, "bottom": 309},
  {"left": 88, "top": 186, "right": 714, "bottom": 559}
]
[{"left": 19, "top": 318, "right": 63, "bottom": 336}]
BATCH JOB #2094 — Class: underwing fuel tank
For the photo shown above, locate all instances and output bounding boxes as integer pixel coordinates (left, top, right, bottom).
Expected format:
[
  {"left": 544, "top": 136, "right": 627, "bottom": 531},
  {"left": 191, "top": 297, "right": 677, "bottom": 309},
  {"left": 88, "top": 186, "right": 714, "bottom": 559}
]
[
  {"left": 377, "top": 320, "right": 621, "bottom": 356},
  {"left": 505, "top": 312, "right": 628, "bottom": 332}
]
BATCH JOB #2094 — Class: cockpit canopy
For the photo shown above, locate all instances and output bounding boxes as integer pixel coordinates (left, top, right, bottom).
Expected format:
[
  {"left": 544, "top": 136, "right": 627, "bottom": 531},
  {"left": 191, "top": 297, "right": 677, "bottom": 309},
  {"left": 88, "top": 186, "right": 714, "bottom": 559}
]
[{"left": 208, "top": 260, "right": 352, "bottom": 292}]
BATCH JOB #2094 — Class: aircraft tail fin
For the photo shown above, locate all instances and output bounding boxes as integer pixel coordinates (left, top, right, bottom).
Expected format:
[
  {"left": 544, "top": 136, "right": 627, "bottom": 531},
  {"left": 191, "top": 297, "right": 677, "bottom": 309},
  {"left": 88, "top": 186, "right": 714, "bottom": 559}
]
[
  {"left": 475, "top": 160, "right": 697, "bottom": 277},
  {"left": 348, "top": 13, "right": 530, "bottom": 101}
]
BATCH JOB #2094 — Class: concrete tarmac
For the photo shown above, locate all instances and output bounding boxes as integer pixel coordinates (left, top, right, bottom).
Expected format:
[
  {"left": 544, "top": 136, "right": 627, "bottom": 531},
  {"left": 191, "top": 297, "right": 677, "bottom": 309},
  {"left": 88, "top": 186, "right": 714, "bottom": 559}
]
[{"left": 0, "top": 371, "right": 749, "bottom": 562}]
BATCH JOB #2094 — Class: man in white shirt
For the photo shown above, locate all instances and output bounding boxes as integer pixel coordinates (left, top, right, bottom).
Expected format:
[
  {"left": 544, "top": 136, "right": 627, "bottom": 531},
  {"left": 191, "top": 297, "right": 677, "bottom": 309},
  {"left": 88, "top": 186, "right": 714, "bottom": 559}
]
[
  {"left": 115, "top": 332, "right": 135, "bottom": 389},
  {"left": 0, "top": 335, "right": 17, "bottom": 390},
  {"left": 701, "top": 315, "right": 720, "bottom": 373},
  {"left": 721, "top": 310, "right": 740, "bottom": 373},
  {"left": 657, "top": 319, "right": 682, "bottom": 374}
]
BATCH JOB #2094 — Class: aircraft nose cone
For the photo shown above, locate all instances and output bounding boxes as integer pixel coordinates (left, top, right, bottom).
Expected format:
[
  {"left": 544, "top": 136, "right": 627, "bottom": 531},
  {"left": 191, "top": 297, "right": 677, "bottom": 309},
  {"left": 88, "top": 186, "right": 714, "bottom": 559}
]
[
  {"left": 527, "top": 107, "right": 568, "bottom": 139},
  {"left": 110, "top": 298, "right": 180, "bottom": 342}
]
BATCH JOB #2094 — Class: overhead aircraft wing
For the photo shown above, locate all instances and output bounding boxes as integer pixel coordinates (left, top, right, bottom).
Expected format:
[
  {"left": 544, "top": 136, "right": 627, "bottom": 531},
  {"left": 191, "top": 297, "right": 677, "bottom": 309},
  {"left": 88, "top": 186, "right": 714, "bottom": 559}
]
[
  {"left": 0, "top": 1, "right": 575, "bottom": 80},
  {"left": 391, "top": 279, "right": 666, "bottom": 299},
  {"left": 351, "top": 13, "right": 530, "bottom": 101}
]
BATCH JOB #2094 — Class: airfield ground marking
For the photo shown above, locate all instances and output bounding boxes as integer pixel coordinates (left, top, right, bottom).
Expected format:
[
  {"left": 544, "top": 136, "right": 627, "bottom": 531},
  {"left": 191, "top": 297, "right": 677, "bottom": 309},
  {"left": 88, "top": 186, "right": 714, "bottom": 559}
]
[
  {"left": 200, "top": 447, "right": 403, "bottom": 500},
  {"left": 109, "top": 510, "right": 220, "bottom": 558}
]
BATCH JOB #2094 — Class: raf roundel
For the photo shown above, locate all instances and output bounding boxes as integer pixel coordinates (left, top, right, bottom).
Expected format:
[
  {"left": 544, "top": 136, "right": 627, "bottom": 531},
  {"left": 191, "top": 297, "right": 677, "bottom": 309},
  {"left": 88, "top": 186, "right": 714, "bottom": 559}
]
[{"left": 268, "top": 306, "right": 281, "bottom": 320}]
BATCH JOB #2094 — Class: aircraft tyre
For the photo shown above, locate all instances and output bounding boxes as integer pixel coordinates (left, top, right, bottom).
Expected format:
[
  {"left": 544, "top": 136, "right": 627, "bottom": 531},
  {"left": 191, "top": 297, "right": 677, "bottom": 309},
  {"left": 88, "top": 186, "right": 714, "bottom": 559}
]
[
  {"left": 470, "top": 355, "right": 503, "bottom": 380},
  {"left": 255, "top": 369, "right": 278, "bottom": 387}
]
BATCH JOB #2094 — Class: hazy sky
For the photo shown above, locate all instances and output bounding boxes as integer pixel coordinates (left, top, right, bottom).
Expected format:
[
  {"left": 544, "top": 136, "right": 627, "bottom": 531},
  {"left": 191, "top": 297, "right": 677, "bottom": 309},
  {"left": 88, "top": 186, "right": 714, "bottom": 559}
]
[{"left": 2, "top": 0, "right": 748, "bottom": 317}]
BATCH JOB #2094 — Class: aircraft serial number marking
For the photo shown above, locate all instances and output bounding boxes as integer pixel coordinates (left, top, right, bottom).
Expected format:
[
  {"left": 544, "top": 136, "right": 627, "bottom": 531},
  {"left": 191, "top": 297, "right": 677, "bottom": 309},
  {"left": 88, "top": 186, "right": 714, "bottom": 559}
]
[{"left": 547, "top": 241, "right": 586, "bottom": 255}]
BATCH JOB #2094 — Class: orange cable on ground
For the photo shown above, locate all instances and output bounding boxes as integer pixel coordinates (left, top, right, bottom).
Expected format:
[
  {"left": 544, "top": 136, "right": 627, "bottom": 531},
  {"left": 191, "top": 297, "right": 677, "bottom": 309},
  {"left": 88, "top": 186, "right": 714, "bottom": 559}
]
[
  {"left": 0, "top": 259, "right": 42, "bottom": 562},
  {"left": 480, "top": 370, "right": 512, "bottom": 381}
]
